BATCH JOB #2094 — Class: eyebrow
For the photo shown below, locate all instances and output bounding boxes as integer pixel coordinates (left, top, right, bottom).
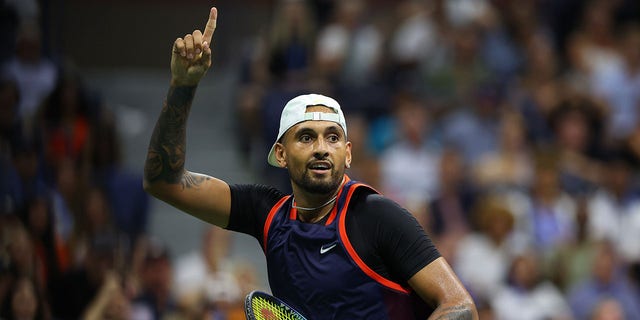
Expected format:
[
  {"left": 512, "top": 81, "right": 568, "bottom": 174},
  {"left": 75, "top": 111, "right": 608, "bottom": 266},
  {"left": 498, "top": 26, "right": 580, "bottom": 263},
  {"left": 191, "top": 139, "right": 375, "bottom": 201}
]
[
  {"left": 291, "top": 124, "right": 345, "bottom": 139},
  {"left": 324, "top": 125, "right": 343, "bottom": 135},
  {"left": 293, "top": 127, "right": 316, "bottom": 137}
]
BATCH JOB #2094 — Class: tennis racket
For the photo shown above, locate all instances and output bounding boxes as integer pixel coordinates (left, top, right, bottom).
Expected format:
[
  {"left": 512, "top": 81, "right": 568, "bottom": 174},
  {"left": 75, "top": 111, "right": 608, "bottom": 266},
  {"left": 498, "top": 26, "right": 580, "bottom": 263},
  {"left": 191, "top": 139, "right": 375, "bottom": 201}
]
[{"left": 244, "top": 290, "right": 308, "bottom": 320}]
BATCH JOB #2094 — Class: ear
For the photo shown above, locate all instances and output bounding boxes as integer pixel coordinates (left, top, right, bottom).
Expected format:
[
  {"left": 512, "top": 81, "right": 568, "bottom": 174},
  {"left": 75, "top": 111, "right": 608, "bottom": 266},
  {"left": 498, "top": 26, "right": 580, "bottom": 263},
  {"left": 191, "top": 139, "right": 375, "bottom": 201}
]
[
  {"left": 274, "top": 142, "right": 287, "bottom": 168},
  {"left": 345, "top": 141, "right": 352, "bottom": 169}
]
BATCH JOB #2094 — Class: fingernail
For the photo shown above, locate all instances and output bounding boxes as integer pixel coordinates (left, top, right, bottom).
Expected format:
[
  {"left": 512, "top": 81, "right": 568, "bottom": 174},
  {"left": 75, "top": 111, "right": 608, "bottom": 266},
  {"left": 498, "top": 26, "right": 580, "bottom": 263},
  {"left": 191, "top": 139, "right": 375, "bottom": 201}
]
[
  {"left": 196, "top": 49, "right": 201, "bottom": 54},
  {"left": 180, "top": 51, "right": 186, "bottom": 57},
  {"left": 187, "top": 53, "right": 193, "bottom": 59}
]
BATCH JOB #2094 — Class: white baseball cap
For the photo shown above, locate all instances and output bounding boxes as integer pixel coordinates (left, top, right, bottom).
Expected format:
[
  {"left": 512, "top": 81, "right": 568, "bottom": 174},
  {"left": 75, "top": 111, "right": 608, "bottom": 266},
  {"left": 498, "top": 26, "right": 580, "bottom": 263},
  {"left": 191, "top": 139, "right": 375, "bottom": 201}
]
[{"left": 267, "top": 94, "right": 347, "bottom": 167}]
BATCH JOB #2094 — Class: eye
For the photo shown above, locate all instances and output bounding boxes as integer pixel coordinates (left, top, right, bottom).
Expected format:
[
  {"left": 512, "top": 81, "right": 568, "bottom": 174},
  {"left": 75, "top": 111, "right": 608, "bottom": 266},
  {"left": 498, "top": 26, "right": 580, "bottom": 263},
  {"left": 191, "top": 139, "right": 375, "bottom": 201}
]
[
  {"left": 299, "top": 134, "right": 313, "bottom": 143},
  {"left": 327, "top": 134, "right": 340, "bottom": 143}
]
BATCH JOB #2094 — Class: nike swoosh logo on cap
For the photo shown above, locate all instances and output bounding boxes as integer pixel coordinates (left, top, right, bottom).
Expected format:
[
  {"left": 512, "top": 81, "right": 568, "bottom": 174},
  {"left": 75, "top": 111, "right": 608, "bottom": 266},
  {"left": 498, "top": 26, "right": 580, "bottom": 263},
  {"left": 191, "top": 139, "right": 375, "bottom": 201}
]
[{"left": 320, "top": 243, "right": 337, "bottom": 254}]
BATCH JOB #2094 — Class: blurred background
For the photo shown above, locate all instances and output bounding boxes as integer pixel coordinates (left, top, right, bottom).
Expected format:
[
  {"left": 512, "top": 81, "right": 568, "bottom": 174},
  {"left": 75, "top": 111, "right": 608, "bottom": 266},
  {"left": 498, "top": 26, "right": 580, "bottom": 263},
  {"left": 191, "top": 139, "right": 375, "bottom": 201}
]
[{"left": 1, "top": 0, "right": 640, "bottom": 319}]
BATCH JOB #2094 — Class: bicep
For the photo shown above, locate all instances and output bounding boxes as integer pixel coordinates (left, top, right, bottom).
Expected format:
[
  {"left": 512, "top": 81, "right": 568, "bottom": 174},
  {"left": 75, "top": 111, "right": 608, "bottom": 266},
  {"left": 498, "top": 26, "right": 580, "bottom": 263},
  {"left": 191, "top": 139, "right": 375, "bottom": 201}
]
[{"left": 145, "top": 171, "right": 231, "bottom": 228}]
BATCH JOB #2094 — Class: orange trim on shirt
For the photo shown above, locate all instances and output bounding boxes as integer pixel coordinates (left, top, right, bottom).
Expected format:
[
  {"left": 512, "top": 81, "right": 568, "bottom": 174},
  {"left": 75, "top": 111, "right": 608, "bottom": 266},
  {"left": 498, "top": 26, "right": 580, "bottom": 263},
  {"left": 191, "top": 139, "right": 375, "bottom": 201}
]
[
  {"left": 326, "top": 175, "right": 351, "bottom": 225},
  {"left": 338, "top": 183, "right": 411, "bottom": 294},
  {"left": 324, "top": 178, "right": 351, "bottom": 226},
  {"left": 263, "top": 195, "right": 291, "bottom": 252},
  {"left": 324, "top": 204, "right": 338, "bottom": 226}
]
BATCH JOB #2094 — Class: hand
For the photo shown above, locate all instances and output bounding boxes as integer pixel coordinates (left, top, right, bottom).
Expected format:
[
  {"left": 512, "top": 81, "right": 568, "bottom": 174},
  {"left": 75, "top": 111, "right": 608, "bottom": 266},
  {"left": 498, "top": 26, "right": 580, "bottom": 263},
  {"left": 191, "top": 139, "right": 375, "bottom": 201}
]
[{"left": 171, "top": 7, "right": 218, "bottom": 86}]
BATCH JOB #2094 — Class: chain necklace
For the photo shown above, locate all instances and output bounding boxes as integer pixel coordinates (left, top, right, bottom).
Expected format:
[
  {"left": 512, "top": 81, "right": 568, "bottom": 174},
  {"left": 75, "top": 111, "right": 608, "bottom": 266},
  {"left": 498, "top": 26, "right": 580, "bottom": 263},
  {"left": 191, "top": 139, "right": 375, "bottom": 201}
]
[{"left": 292, "top": 195, "right": 338, "bottom": 211}]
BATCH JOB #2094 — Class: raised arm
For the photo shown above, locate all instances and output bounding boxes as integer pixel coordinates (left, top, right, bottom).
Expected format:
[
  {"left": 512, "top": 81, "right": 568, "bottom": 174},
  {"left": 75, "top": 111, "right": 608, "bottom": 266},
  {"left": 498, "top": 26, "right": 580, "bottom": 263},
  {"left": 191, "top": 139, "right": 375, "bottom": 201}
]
[
  {"left": 143, "top": 7, "right": 231, "bottom": 228},
  {"left": 408, "top": 257, "right": 478, "bottom": 320}
]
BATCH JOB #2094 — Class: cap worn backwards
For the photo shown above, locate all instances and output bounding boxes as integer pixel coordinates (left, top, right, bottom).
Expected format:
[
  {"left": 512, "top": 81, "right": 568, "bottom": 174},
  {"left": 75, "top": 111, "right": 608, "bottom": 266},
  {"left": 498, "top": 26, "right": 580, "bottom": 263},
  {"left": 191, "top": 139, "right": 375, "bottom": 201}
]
[{"left": 267, "top": 94, "right": 347, "bottom": 167}]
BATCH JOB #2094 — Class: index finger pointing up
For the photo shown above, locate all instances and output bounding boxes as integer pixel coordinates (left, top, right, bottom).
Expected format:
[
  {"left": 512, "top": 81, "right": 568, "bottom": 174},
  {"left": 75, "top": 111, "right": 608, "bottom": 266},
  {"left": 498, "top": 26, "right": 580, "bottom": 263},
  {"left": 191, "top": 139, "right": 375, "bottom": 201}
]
[{"left": 203, "top": 7, "right": 217, "bottom": 44}]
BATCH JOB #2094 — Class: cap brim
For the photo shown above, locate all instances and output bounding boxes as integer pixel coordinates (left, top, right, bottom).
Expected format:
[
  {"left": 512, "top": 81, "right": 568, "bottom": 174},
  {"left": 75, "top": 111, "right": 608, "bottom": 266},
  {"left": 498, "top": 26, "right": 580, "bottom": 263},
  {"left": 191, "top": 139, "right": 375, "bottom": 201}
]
[{"left": 267, "top": 143, "right": 280, "bottom": 167}]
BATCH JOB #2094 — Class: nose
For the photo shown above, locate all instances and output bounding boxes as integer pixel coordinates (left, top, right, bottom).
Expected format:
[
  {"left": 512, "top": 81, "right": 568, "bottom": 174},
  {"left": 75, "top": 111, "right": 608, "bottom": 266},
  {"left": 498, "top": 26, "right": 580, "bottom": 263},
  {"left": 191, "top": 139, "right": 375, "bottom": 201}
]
[{"left": 313, "top": 138, "right": 329, "bottom": 160}]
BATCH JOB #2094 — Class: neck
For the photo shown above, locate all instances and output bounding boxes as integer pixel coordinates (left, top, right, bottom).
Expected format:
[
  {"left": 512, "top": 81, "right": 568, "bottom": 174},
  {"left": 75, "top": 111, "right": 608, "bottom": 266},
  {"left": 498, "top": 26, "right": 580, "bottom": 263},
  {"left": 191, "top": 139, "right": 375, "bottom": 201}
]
[
  {"left": 292, "top": 179, "right": 344, "bottom": 223},
  {"left": 294, "top": 195, "right": 337, "bottom": 223},
  {"left": 293, "top": 194, "right": 338, "bottom": 211}
]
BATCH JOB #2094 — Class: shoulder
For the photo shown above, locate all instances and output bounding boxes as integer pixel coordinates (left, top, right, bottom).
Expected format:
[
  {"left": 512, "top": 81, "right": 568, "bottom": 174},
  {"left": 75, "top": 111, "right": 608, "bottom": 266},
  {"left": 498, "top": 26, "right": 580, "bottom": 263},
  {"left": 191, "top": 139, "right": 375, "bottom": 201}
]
[
  {"left": 347, "top": 188, "right": 423, "bottom": 238},
  {"left": 226, "top": 184, "right": 288, "bottom": 235},
  {"left": 229, "top": 183, "right": 287, "bottom": 205},
  {"left": 350, "top": 189, "right": 412, "bottom": 220},
  {"left": 346, "top": 186, "right": 442, "bottom": 282}
]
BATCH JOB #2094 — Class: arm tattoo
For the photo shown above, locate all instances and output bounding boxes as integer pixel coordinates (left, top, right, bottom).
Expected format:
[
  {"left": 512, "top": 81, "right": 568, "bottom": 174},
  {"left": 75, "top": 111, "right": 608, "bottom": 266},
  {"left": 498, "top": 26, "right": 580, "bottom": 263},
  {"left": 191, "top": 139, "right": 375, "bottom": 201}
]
[
  {"left": 144, "top": 86, "right": 210, "bottom": 189},
  {"left": 430, "top": 305, "right": 473, "bottom": 320},
  {"left": 181, "top": 171, "right": 212, "bottom": 189}
]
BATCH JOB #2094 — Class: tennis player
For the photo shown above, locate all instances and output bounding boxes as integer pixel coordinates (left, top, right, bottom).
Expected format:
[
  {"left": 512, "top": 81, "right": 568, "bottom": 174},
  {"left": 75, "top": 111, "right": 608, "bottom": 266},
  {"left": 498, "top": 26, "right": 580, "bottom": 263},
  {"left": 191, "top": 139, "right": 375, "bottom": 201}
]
[{"left": 144, "top": 7, "right": 478, "bottom": 319}]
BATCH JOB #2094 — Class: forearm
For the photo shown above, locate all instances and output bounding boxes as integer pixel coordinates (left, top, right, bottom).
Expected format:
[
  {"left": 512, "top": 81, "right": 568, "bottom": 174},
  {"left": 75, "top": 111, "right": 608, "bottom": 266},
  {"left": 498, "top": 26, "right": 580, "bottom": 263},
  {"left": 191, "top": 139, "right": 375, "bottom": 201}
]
[
  {"left": 142, "top": 7, "right": 231, "bottom": 226},
  {"left": 144, "top": 85, "right": 197, "bottom": 187},
  {"left": 428, "top": 303, "right": 476, "bottom": 320},
  {"left": 408, "top": 258, "right": 478, "bottom": 320}
]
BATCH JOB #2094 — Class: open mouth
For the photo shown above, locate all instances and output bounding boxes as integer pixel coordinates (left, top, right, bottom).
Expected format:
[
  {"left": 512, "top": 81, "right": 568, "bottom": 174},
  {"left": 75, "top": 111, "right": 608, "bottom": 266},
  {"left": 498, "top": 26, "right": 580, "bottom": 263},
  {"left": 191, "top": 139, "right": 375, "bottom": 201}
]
[{"left": 308, "top": 161, "right": 332, "bottom": 174}]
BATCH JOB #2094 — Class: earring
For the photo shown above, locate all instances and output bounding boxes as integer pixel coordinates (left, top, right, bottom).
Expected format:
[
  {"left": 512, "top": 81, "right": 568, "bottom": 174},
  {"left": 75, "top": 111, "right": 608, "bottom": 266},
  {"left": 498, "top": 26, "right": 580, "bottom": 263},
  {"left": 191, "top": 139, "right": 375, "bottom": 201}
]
[{"left": 346, "top": 163, "right": 351, "bottom": 168}]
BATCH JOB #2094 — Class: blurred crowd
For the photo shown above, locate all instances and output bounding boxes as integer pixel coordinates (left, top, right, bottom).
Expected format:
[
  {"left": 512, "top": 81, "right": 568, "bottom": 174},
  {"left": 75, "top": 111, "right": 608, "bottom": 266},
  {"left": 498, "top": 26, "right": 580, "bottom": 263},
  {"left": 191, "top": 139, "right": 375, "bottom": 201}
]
[
  {"left": 235, "top": 0, "right": 640, "bottom": 319},
  {"left": 0, "top": 0, "right": 260, "bottom": 319},
  {"left": 1, "top": 0, "right": 640, "bottom": 319}
]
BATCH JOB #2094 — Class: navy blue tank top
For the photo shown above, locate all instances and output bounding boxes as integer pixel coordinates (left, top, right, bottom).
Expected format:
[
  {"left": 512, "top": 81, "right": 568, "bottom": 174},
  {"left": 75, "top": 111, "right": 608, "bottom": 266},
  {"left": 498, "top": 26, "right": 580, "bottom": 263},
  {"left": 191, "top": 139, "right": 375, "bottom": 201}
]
[{"left": 262, "top": 177, "right": 430, "bottom": 319}]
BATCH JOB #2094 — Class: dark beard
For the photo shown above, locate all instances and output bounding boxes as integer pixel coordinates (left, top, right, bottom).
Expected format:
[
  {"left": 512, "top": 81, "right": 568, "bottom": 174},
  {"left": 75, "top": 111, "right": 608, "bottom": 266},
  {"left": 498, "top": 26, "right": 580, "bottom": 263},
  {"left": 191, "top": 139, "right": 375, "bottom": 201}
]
[{"left": 291, "top": 168, "right": 343, "bottom": 195}]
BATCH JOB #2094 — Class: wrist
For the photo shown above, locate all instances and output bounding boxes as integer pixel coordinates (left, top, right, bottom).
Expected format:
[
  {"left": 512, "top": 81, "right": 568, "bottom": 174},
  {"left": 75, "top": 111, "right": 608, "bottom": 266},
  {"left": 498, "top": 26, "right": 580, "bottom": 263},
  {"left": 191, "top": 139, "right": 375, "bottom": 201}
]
[
  {"left": 170, "top": 78, "right": 199, "bottom": 87},
  {"left": 166, "top": 85, "right": 197, "bottom": 107}
]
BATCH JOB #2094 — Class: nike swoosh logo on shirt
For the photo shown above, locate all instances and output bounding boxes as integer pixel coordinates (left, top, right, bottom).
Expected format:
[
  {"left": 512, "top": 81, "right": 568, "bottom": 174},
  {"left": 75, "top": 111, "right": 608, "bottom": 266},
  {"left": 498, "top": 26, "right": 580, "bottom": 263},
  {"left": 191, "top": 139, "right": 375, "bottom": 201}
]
[{"left": 320, "top": 243, "right": 337, "bottom": 254}]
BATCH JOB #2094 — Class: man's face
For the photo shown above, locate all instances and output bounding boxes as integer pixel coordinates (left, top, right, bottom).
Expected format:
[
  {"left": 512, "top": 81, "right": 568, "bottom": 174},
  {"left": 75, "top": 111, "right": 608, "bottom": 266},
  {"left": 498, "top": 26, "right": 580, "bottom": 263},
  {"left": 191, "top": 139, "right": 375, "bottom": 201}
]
[{"left": 276, "top": 106, "right": 351, "bottom": 195}]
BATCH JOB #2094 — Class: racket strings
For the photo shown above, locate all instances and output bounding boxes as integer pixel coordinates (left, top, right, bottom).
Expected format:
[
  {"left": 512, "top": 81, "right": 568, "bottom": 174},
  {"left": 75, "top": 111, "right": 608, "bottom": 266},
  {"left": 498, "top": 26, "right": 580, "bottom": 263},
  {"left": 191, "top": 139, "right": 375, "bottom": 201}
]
[{"left": 252, "top": 297, "right": 301, "bottom": 320}]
